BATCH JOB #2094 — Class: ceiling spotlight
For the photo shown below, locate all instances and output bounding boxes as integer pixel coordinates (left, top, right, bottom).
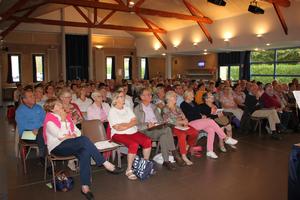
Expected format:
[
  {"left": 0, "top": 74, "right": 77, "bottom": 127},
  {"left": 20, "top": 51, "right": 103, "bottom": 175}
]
[
  {"left": 193, "top": 42, "right": 198, "bottom": 46},
  {"left": 208, "top": 0, "right": 226, "bottom": 6},
  {"left": 162, "top": 53, "right": 166, "bottom": 56},
  {"left": 129, "top": 1, "right": 135, "bottom": 7},
  {"left": 95, "top": 45, "right": 103, "bottom": 49},
  {"left": 204, "top": 49, "right": 207, "bottom": 52},
  {"left": 254, "top": 48, "right": 259, "bottom": 51},
  {"left": 266, "top": 43, "right": 270, "bottom": 46},
  {"left": 204, "top": 52, "right": 208, "bottom": 55},
  {"left": 248, "top": 1, "right": 264, "bottom": 14},
  {"left": 224, "top": 38, "right": 230, "bottom": 42},
  {"left": 256, "top": 34, "right": 263, "bottom": 38}
]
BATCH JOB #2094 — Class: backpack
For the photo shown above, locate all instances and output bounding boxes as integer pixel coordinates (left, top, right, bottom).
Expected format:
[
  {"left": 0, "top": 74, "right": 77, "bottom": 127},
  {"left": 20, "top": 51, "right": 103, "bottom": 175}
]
[
  {"left": 132, "top": 156, "right": 155, "bottom": 181},
  {"left": 52, "top": 170, "right": 74, "bottom": 192}
]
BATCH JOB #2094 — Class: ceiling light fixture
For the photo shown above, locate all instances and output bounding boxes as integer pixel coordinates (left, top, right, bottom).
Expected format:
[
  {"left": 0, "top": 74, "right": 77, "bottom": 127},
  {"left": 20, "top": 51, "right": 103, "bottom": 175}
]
[
  {"left": 95, "top": 45, "right": 103, "bottom": 49},
  {"left": 204, "top": 49, "right": 207, "bottom": 52},
  {"left": 254, "top": 48, "right": 259, "bottom": 51},
  {"left": 208, "top": 0, "right": 226, "bottom": 6},
  {"left": 248, "top": 1, "right": 264, "bottom": 14},
  {"left": 266, "top": 43, "right": 271, "bottom": 46},
  {"left": 224, "top": 38, "right": 230, "bottom": 42},
  {"left": 193, "top": 42, "right": 198, "bottom": 46},
  {"left": 256, "top": 34, "right": 263, "bottom": 38},
  {"left": 204, "top": 52, "right": 208, "bottom": 55},
  {"left": 162, "top": 53, "right": 166, "bottom": 56}
]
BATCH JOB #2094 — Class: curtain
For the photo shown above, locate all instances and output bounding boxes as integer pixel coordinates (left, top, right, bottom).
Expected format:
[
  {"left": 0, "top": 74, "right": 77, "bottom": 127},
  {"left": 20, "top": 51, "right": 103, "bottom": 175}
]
[
  {"left": 65, "top": 35, "right": 89, "bottom": 80},
  {"left": 7, "top": 54, "right": 13, "bottom": 83},
  {"left": 144, "top": 58, "right": 149, "bottom": 80},
  {"left": 32, "top": 55, "right": 37, "bottom": 82},
  {"left": 218, "top": 52, "right": 241, "bottom": 66},
  {"left": 111, "top": 56, "right": 116, "bottom": 80},
  {"left": 129, "top": 57, "right": 132, "bottom": 80},
  {"left": 241, "top": 51, "right": 251, "bottom": 80}
]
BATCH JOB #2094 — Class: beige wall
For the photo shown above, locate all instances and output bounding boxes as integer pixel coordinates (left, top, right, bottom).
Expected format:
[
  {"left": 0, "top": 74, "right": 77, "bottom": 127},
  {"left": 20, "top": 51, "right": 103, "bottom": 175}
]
[
  {"left": 1, "top": 31, "right": 61, "bottom": 87},
  {"left": 148, "top": 57, "right": 166, "bottom": 79}
]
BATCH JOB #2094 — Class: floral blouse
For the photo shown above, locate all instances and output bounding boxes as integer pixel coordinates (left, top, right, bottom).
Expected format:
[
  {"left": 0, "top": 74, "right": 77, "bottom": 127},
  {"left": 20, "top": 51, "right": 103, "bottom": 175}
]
[{"left": 162, "top": 106, "right": 186, "bottom": 125}]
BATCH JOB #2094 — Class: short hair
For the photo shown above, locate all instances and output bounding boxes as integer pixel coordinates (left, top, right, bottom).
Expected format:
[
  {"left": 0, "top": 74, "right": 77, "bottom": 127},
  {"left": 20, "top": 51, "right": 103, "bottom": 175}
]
[
  {"left": 139, "top": 87, "right": 151, "bottom": 97},
  {"left": 44, "top": 97, "right": 60, "bottom": 112},
  {"left": 264, "top": 83, "right": 272, "bottom": 90},
  {"left": 165, "top": 90, "right": 176, "bottom": 103},
  {"left": 58, "top": 88, "right": 72, "bottom": 99},
  {"left": 183, "top": 89, "right": 194, "bottom": 100},
  {"left": 111, "top": 90, "right": 123, "bottom": 106},
  {"left": 91, "top": 90, "right": 101, "bottom": 100}
]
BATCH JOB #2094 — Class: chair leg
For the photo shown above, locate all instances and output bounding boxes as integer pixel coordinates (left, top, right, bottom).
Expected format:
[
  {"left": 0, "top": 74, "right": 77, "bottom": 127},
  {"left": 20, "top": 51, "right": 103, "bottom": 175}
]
[
  {"left": 117, "top": 149, "right": 121, "bottom": 168},
  {"left": 50, "top": 160, "right": 56, "bottom": 192},
  {"left": 258, "top": 120, "right": 262, "bottom": 137},
  {"left": 155, "top": 141, "right": 160, "bottom": 155},
  {"left": 20, "top": 145, "right": 27, "bottom": 174},
  {"left": 44, "top": 157, "right": 48, "bottom": 180}
]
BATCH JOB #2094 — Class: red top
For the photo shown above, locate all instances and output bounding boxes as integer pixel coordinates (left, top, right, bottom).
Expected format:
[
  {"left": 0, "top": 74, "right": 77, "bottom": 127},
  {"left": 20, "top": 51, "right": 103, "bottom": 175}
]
[{"left": 260, "top": 92, "right": 281, "bottom": 109}]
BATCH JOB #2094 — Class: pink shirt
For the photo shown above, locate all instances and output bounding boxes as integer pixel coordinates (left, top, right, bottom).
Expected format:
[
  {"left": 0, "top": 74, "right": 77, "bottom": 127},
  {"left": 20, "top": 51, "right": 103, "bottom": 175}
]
[
  {"left": 87, "top": 102, "right": 110, "bottom": 122},
  {"left": 142, "top": 103, "right": 158, "bottom": 123}
]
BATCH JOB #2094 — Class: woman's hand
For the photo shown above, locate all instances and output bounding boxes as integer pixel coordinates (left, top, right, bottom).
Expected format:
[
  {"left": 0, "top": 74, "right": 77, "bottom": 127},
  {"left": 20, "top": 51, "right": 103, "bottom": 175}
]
[{"left": 217, "top": 112, "right": 224, "bottom": 118}]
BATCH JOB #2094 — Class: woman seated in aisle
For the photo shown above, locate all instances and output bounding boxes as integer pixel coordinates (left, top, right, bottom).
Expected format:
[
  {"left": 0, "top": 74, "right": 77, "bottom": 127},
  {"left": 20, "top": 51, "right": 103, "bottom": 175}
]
[
  {"left": 74, "top": 86, "right": 93, "bottom": 118},
  {"left": 180, "top": 89, "right": 238, "bottom": 159},
  {"left": 162, "top": 91, "right": 200, "bottom": 165},
  {"left": 152, "top": 86, "right": 166, "bottom": 112},
  {"left": 43, "top": 98, "right": 122, "bottom": 200},
  {"left": 219, "top": 86, "right": 244, "bottom": 122},
  {"left": 87, "top": 90, "right": 111, "bottom": 133},
  {"left": 58, "top": 88, "right": 83, "bottom": 128},
  {"left": 199, "top": 92, "right": 236, "bottom": 153},
  {"left": 108, "top": 90, "right": 152, "bottom": 180}
]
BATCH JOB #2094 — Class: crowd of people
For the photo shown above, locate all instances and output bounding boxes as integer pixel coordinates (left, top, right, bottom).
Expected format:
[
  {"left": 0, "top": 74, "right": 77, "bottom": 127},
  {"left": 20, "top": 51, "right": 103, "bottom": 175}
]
[{"left": 13, "top": 77, "right": 300, "bottom": 199}]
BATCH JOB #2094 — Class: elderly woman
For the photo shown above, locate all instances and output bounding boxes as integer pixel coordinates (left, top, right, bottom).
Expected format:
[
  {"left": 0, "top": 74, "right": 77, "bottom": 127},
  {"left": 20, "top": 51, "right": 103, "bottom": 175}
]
[
  {"left": 162, "top": 91, "right": 200, "bottom": 165},
  {"left": 152, "top": 86, "right": 166, "bottom": 111},
  {"left": 58, "top": 88, "right": 83, "bottom": 128},
  {"left": 74, "top": 86, "right": 93, "bottom": 118},
  {"left": 180, "top": 89, "right": 238, "bottom": 159},
  {"left": 42, "top": 84, "right": 56, "bottom": 101},
  {"left": 199, "top": 92, "right": 236, "bottom": 152},
  {"left": 108, "top": 90, "right": 152, "bottom": 180},
  {"left": 43, "top": 98, "right": 122, "bottom": 200}
]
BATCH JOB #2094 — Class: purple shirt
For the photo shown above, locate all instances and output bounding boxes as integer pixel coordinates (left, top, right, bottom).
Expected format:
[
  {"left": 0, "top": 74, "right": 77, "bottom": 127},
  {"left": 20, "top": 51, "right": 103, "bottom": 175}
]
[{"left": 142, "top": 103, "right": 158, "bottom": 123}]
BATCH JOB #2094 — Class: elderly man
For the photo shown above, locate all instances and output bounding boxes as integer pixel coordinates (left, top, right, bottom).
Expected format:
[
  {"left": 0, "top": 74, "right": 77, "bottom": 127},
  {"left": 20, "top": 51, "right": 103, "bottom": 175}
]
[
  {"left": 134, "top": 88, "right": 185, "bottom": 170},
  {"left": 15, "top": 89, "right": 46, "bottom": 163}
]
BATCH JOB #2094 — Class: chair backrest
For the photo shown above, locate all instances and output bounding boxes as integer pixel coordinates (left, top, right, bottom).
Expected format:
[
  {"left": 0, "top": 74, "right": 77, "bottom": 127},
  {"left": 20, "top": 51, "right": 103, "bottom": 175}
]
[{"left": 81, "top": 120, "right": 107, "bottom": 143}]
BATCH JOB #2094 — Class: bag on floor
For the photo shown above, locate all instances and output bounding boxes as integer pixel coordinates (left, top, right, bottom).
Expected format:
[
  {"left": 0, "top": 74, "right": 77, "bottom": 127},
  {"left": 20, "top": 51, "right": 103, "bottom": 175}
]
[
  {"left": 52, "top": 170, "right": 74, "bottom": 192},
  {"left": 132, "top": 156, "right": 155, "bottom": 181},
  {"left": 7, "top": 105, "right": 15, "bottom": 122}
]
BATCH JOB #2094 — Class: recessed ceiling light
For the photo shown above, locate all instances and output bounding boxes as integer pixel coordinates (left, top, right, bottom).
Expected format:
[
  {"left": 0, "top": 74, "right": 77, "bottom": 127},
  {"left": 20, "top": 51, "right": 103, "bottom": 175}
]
[
  {"left": 129, "top": 1, "right": 135, "bottom": 5},
  {"left": 256, "top": 34, "right": 263, "bottom": 38},
  {"left": 162, "top": 53, "right": 166, "bottom": 56},
  {"left": 266, "top": 43, "right": 270, "bottom": 46},
  {"left": 204, "top": 49, "right": 207, "bottom": 52},
  {"left": 224, "top": 38, "right": 230, "bottom": 42},
  {"left": 204, "top": 52, "right": 208, "bottom": 55},
  {"left": 254, "top": 48, "right": 259, "bottom": 51},
  {"left": 193, "top": 42, "right": 198, "bottom": 46},
  {"left": 95, "top": 45, "right": 103, "bottom": 49}
]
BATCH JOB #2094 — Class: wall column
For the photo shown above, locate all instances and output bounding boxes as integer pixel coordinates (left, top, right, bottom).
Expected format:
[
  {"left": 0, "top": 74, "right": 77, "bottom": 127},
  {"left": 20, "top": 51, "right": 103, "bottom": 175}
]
[
  {"left": 61, "top": 8, "right": 66, "bottom": 81},
  {"left": 88, "top": 10, "right": 93, "bottom": 81},
  {"left": 165, "top": 53, "right": 172, "bottom": 79}
]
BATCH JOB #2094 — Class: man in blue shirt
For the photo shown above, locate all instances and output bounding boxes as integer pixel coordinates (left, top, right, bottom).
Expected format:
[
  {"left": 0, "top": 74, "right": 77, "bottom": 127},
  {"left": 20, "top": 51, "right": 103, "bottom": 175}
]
[{"left": 15, "top": 89, "right": 46, "bottom": 161}]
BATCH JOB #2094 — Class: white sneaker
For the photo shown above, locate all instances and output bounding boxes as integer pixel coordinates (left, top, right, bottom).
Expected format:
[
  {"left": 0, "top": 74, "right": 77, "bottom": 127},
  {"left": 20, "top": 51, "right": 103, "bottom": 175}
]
[
  {"left": 219, "top": 146, "right": 227, "bottom": 153},
  {"left": 67, "top": 160, "right": 77, "bottom": 171},
  {"left": 225, "top": 137, "right": 238, "bottom": 145},
  {"left": 230, "top": 145, "right": 237, "bottom": 149},
  {"left": 206, "top": 151, "right": 218, "bottom": 159},
  {"left": 265, "top": 126, "right": 272, "bottom": 134}
]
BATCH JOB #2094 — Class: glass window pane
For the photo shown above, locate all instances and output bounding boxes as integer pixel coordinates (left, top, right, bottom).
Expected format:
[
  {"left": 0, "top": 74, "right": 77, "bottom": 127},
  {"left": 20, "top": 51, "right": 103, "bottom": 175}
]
[
  {"left": 34, "top": 55, "right": 44, "bottom": 81},
  {"left": 219, "top": 66, "right": 228, "bottom": 80},
  {"left": 277, "top": 48, "right": 300, "bottom": 62},
  {"left": 276, "top": 76, "right": 300, "bottom": 84},
  {"left": 250, "top": 63, "right": 274, "bottom": 75},
  {"left": 11, "top": 55, "right": 20, "bottom": 82},
  {"left": 124, "top": 57, "right": 130, "bottom": 79},
  {"left": 250, "top": 50, "right": 275, "bottom": 63},
  {"left": 140, "top": 58, "right": 146, "bottom": 79},
  {"left": 106, "top": 57, "right": 112, "bottom": 79},
  {"left": 230, "top": 66, "right": 239, "bottom": 81},
  {"left": 276, "top": 62, "right": 300, "bottom": 75},
  {"left": 250, "top": 76, "right": 274, "bottom": 84}
]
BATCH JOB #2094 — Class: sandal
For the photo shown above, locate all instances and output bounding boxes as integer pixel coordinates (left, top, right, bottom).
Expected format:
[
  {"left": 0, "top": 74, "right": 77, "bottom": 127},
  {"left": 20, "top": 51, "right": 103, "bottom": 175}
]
[{"left": 125, "top": 170, "right": 137, "bottom": 180}]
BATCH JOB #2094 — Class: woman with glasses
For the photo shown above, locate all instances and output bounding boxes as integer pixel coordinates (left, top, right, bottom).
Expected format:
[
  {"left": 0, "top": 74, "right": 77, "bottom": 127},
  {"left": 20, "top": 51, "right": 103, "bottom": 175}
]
[{"left": 108, "top": 90, "right": 152, "bottom": 180}]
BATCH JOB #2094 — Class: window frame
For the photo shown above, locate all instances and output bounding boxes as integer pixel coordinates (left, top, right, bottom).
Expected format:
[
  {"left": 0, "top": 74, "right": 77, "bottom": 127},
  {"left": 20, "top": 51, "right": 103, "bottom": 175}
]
[
  {"left": 8, "top": 53, "right": 21, "bottom": 83},
  {"left": 218, "top": 65, "right": 240, "bottom": 81},
  {"left": 140, "top": 57, "right": 147, "bottom": 79},
  {"left": 32, "top": 53, "right": 45, "bottom": 82},
  {"left": 105, "top": 56, "right": 114, "bottom": 80},
  {"left": 123, "top": 56, "right": 131, "bottom": 80}
]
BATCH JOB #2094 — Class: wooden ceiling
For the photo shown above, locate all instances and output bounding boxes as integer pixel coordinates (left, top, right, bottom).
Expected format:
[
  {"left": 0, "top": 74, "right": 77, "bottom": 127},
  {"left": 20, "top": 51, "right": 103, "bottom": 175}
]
[{"left": 0, "top": 0, "right": 291, "bottom": 49}]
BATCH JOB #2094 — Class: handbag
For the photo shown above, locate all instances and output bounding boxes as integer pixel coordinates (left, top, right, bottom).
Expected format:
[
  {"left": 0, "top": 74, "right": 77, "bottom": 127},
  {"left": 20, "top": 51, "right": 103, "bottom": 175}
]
[
  {"left": 214, "top": 116, "right": 230, "bottom": 126},
  {"left": 52, "top": 170, "right": 74, "bottom": 192},
  {"left": 132, "top": 156, "right": 155, "bottom": 181}
]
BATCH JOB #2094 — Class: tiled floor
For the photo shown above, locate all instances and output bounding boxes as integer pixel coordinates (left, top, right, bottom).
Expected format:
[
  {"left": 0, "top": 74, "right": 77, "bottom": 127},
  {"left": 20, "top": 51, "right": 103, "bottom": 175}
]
[{"left": 0, "top": 106, "right": 299, "bottom": 200}]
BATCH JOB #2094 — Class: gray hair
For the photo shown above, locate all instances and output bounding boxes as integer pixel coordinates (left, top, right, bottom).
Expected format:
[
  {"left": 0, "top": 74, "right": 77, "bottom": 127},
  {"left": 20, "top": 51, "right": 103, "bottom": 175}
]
[
  {"left": 111, "top": 90, "right": 123, "bottom": 106},
  {"left": 165, "top": 90, "right": 177, "bottom": 103},
  {"left": 91, "top": 90, "right": 101, "bottom": 101},
  {"left": 58, "top": 88, "right": 72, "bottom": 99},
  {"left": 183, "top": 89, "right": 194, "bottom": 100}
]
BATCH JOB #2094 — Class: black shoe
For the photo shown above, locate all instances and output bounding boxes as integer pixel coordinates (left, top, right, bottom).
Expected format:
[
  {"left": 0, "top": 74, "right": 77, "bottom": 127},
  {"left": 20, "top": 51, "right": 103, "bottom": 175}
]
[
  {"left": 271, "top": 133, "right": 282, "bottom": 140},
  {"left": 81, "top": 191, "right": 94, "bottom": 200},
  {"left": 106, "top": 167, "right": 124, "bottom": 175},
  {"left": 163, "top": 161, "right": 176, "bottom": 171}
]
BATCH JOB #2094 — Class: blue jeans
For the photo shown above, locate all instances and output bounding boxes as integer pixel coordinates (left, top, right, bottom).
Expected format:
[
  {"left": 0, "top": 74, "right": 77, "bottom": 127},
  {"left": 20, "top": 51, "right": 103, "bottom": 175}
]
[{"left": 51, "top": 136, "right": 106, "bottom": 186}]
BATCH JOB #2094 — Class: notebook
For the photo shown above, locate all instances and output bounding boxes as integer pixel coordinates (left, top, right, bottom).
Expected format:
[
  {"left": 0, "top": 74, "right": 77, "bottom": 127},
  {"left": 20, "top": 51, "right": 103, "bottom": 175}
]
[
  {"left": 94, "top": 140, "right": 120, "bottom": 150},
  {"left": 21, "top": 131, "right": 36, "bottom": 140}
]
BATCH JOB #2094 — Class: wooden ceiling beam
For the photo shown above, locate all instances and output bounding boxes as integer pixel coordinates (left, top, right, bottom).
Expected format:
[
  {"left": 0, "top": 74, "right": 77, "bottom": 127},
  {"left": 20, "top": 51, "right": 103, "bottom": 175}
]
[
  {"left": 183, "top": 0, "right": 213, "bottom": 43},
  {"left": 1, "top": 6, "right": 37, "bottom": 38},
  {"left": 15, "top": 2, "right": 47, "bottom": 13},
  {"left": 272, "top": 3, "right": 288, "bottom": 35},
  {"left": 99, "top": 10, "right": 116, "bottom": 25},
  {"left": 114, "top": 0, "right": 126, "bottom": 6},
  {"left": 0, "top": 0, "right": 31, "bottom": 21},
  {"left": 73, "top": 6, "right": 93, "bottom": 25},
  {"left": 10, "top": 16, "right": 167, "bottom": 33},
  {"left": 134, "top": 0, "right": 146, "bottom": 8},
  {"left": 138, "top": 14, "right": 167, "bottom": 50},
  {"left": 48, "top": 0, "right": 212, "bottom": 23}
]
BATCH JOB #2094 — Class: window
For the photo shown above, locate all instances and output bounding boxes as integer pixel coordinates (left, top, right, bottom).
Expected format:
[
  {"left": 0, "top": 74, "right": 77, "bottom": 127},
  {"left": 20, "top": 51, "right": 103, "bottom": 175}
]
[
  {"left": 8, "top": 54, "right": 21, "bottom": 83},
  {"left": 250, "top": 48, "right": 300, "bottom": 83},
  {"left": 140, "top": 58, "right": 146, "bottom": 79},
  {"left": 124, "top": 57, "right": 130, "bottom": 79},
  {"left": 219, "top": 65, "right": 240, "bottom": 81},
  {"left": 106, "top": 56, "right": 113, "bottom": 79},
  {"left": 33, "top": 54, "right": 45, "bottom": 82}
]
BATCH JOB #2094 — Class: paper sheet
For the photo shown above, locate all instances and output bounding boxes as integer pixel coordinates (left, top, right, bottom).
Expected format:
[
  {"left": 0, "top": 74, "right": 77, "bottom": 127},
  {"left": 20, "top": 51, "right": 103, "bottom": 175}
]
[
  {"left": 94, "top": 140, "right": 120, "bottom": 150},
  {"left": 21, "top": 131, "right": 36, "bottom": 140}
]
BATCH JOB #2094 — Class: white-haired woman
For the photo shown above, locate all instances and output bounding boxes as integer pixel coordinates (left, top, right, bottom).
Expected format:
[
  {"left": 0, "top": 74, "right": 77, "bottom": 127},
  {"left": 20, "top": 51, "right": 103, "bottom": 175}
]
[
  {"left": 108, "top": 90, "right": 152, "bottom": 180},
  {"left": 180, "top": 89, "right": 238, "bottom": 159},
  {"left": 162, "top": 91, "right": 200, "bottom": 165}
]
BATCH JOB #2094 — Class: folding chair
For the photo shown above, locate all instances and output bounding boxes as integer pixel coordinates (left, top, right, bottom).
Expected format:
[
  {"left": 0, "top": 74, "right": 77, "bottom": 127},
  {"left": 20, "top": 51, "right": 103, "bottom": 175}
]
[{"left": 81, "top": 120, "right": 122, "bottom": 167}]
